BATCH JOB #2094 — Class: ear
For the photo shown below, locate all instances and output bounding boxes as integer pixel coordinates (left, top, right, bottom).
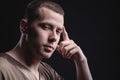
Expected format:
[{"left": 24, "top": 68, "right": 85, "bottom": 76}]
[{"left": 20, "top": 19, "right": 28, "bottom": 34}]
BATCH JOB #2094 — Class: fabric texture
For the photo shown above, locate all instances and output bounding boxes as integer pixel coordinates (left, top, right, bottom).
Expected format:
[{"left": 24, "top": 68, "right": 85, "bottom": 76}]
[{"left": 0, "top": 53, "right": 64, "bottom": 80}]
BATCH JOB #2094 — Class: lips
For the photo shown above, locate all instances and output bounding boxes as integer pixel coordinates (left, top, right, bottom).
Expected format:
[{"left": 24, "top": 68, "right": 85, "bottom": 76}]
[{"left": 44, "top": 45, "right": 54, "bottom": 52}]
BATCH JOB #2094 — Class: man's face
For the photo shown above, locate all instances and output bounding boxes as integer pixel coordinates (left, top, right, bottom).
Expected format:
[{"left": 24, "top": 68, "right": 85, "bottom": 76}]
[{"left": 27, "top": 7, "right": 64, "bottom": 58}]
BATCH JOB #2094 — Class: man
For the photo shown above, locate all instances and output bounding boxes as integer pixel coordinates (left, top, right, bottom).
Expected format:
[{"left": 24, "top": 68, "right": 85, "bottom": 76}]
[{"left": 0, "top": 0, "right": 93, "bottom": 80}]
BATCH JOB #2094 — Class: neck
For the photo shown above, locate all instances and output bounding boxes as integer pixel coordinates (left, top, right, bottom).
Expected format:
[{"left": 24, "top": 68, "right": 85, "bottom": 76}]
[{"left": 7, "top": 41, "right": 43, "bottom": 71}]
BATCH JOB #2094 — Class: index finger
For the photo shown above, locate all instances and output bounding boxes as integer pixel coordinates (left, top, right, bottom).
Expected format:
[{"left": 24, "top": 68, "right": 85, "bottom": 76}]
[{"left": 62, "top": 27, "right": 69, "bottom": 40}]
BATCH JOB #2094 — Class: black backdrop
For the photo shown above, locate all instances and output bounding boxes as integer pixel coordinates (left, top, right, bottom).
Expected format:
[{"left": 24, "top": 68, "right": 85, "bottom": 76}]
[{"left": 0, "top": 0, "right": 118, "bottom": 80}]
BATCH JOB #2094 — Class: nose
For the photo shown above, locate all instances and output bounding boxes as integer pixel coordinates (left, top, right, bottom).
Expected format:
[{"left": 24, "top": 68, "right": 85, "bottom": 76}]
[{"left": 48, "top": 31, "right": 58, "bottom": 43}]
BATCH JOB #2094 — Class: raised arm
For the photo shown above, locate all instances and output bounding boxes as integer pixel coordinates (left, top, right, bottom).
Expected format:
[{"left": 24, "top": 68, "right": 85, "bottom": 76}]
[{"left": 57, "top": 27, "right": 93, "bottom": 80}]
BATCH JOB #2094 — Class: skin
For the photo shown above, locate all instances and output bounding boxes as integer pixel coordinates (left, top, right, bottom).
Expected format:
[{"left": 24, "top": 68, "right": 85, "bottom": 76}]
[
  {"left": 6, "top": 7, "right": 93, "bottom": 80},
  {"left": 58, "top": 27, "right": 93, "bottom": 80}
]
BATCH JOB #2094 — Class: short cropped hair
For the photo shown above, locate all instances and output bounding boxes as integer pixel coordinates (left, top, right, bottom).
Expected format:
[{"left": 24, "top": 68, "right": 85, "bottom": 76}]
[{"left": 24, "top": 0, "right": 64, "bottom": 24}]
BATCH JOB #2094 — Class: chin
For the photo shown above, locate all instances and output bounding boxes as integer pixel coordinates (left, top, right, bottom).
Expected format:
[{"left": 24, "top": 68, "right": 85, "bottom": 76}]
[
  {"left": 42, "top": 52, "right": 53, "bottom": 59},
  {"left": 43, "top": 55, "right": 52, "bottom": 59}
]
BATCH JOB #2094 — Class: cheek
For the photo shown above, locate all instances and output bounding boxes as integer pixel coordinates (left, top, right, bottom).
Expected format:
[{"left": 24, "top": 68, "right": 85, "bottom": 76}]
[
  {"left": 59, "top": 34, "right": 62, "bottom": 40},
  {"left": 28, "top": 28, "right": 48, "bottom": 44},
  {"left": 38, "top": 33, "right": 47, "bottom": 41},
  {"left": 33, "top": 27, "right": 47, "bottom": 38},
  {"left": 37, "top": 30, "right": 49, "bottom": 42},
  {"left": 32, "top": 31, "right": 48, "bottom": 49},
  {"left": 56, "top": 35, "right": 61, "bottom": 44}
]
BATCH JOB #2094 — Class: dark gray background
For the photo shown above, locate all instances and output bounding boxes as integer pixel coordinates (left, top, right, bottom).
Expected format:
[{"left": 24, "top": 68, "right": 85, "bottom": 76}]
[{"left": 0, "top": 0, "right": 118, "bottom": 80}]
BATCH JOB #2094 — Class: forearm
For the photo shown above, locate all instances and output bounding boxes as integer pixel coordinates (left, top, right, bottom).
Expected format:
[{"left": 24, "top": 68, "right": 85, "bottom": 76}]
[
  {"left": 57, "top": 27, "right": 93, "bottom": 80},
  {"left": 74, "top": 56, "right": 93, "bottom": 80}
]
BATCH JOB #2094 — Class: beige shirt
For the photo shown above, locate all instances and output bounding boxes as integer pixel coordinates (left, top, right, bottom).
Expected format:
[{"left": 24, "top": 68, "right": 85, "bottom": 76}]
[{"left": 0, "top": 53, "right": 64, "bottom": 80}]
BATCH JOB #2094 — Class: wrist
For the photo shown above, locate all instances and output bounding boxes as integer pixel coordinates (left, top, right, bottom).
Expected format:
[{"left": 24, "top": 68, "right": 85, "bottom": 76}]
[{"left": 72, "top": 53, "right": 87, "bottom": 64}]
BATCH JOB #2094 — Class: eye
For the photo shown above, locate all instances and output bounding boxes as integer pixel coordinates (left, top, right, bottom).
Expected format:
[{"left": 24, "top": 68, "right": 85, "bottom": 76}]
[
  {"left": 56, "top": 29, "right": 62, "bottom": 35},
  {"left": 39, "top": 23, "right": 50, "bottom": 30}
]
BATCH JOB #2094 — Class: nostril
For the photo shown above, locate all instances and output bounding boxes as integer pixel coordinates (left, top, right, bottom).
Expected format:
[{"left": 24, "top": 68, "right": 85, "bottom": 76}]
[
  {"left": 48, "top": 36, "right": 57, "bottom": 43},
  {"left": 48, "top": 31, "right": 57, "bottom": 42}
]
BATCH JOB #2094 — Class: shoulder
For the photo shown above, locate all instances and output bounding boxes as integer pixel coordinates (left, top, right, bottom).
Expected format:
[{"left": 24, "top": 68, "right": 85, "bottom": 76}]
[
  {"left": 0, "top": 53, "right": 8, "bottom": 67},
  {"left": 0, "top": 53, "right": 13, "bottom": 71}
]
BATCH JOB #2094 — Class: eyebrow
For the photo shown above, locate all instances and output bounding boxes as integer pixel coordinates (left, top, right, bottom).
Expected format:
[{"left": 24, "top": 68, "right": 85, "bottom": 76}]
[{"left": 40, "top": 22, "right": 63, "bottom": 31}]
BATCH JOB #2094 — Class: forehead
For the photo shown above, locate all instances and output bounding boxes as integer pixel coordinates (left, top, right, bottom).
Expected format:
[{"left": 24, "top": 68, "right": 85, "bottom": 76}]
[{"left": 37, "top": 7, "right": 64, "bottom": 29}]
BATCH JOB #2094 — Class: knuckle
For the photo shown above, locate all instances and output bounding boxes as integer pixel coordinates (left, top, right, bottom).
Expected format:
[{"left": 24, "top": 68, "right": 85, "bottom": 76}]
[
  {"left": 60, "top": 41, "right": 64, "bottom": 46},
  {"left": 64, "top": 46, "right": 67, "bottom": 50},
  {"left": 69, "top": 50, "right": 73, "bottom": 54}
]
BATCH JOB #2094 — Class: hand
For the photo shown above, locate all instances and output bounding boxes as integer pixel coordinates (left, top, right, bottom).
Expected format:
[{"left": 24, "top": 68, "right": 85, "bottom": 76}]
[
  {"left": 57, "top": 27, "right": 86, "bottom": 62},
  {"left": 57, "top": 27, "right": 93, "bottom": 80}
]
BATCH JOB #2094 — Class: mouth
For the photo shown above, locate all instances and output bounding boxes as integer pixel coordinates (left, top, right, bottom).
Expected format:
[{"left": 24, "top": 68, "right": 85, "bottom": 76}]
[{"left": 44, "top": 45, "right": 54, "bottom": 52}]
